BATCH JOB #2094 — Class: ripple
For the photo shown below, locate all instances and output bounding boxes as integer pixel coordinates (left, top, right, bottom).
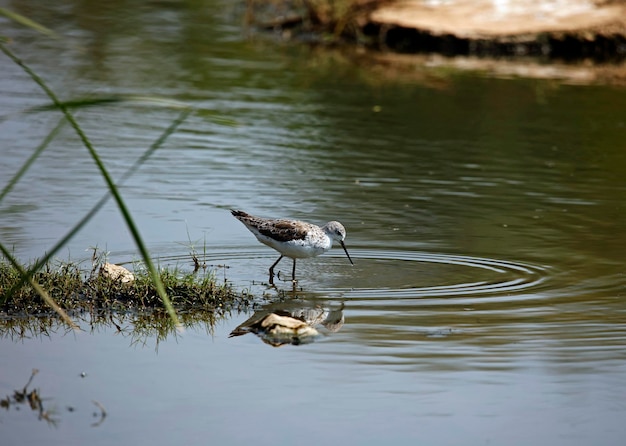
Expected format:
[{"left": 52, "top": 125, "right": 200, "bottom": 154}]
[
  {"left": 160, "top": 248, "right": 550, "bottom": 304},
  {"left": 334, "top": 249, "right": 549, "bottom": 302}
]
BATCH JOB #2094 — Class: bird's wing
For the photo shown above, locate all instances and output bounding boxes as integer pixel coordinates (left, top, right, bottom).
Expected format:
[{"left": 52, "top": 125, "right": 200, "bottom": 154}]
[{"left": 257, "top": 219, "right": 309, "bottom": 242}]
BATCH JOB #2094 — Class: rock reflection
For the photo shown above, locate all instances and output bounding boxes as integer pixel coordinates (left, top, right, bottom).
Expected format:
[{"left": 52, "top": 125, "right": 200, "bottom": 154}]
[{"left": 229, "top": 301, "right": 344, "bottom": 347}]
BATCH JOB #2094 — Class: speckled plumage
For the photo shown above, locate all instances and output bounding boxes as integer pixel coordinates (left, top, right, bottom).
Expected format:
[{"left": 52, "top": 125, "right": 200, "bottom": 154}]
[{"left": 231, "top": 209, "right": 353, "bottom": 282}]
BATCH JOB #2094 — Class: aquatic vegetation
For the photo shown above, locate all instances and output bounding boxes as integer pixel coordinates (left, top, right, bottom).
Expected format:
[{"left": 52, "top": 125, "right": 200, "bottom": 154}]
[
  {"left": 0, "top": 252, "right": 255, "bottom": 346},
  {"left": 0, "top": 257, "right": 251, "bottom": 318}
]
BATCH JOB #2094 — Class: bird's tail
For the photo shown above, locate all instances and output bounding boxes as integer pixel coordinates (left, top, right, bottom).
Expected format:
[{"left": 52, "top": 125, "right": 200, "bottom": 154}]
[{"left": 231, "top": 209, "right": 250, "bottom": 219}]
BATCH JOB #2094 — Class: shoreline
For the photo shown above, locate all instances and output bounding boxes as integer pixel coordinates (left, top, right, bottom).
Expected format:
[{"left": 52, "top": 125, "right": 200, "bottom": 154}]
[
  {"left": 368, "top": 0, "right": 626, "bottom": 60},
  {"left": 247, "top": 0, "right": 626, "bottom": 84}
]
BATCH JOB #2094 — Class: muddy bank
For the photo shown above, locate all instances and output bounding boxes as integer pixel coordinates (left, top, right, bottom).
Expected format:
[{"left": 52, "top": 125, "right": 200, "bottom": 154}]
[
  {"left": 247, "top": 0, "right": 626, "bottom": 83},
  {"left": 368, "top": 0, "right": 626, "bottom": 60},
  {"left": 249, "top": 1, "right": 626, "bottom": 60}
]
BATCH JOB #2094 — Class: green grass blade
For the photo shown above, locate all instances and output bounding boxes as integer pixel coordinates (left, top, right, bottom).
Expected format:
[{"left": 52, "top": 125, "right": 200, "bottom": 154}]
[
  {"left": 126, "top": 108, "right": 193, "bottom": 182},
  {"left": 0, "top": 117, "right": 66, "bottom": 203},
  {"left": 20, "top": 95, "right": 238, "bottom": 127},
  {"left": 0, "top": 43, "right": 182, "bottom": 329},
  {"left": 0, "top": 7, "right": 58, "bottom": 38}
]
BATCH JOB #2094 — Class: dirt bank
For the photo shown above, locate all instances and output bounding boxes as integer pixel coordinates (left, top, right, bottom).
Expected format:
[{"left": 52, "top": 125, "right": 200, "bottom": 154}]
[
  {"left": 248, "top": 0, "right": 626, "bottom": 83},
  {"left": 367, "top": 0, "right": 626, "bottom": 59}
]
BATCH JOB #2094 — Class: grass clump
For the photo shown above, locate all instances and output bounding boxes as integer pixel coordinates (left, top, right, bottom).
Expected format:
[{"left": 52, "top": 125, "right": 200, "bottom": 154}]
[{"left": 0, "top": 258, "right": 252, "bottom": 317}]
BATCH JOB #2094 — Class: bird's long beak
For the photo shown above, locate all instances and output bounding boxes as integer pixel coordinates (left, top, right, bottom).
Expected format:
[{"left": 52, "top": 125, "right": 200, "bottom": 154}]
[{"left": 340, "top": 241, "right": 354, "bottom": 265}]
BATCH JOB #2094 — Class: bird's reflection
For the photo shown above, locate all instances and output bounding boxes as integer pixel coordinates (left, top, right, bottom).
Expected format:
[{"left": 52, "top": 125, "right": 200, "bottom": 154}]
[{"left": 229, "top": 301, "right": 344, "bottom": 347}]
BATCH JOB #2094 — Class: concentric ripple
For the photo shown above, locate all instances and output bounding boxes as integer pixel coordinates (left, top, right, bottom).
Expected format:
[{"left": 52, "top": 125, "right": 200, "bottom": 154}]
[
  {"left": 333, "top": 249, "right": 550, "bottom": 301},
  {"left": 160, "top": 248, "right": 550, "bottom": 303}
]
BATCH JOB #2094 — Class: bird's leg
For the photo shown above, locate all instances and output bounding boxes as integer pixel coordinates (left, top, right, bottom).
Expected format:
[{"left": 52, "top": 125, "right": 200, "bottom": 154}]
[
  {"left": 269, "top": 255, "right": 284, "bottom": 281},
  {"left": 291, "top": 258, "right": 297, "bottom": 282}
]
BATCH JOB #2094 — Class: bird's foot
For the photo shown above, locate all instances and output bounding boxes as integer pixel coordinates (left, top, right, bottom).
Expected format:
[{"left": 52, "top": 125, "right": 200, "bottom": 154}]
[{"left": 274, "top": 271, "right": 298, "bottom": 284}]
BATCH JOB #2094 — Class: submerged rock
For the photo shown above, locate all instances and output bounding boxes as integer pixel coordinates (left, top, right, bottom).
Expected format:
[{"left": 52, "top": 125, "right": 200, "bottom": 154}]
[
  {"left": 230, "top": 311, "right": 320, "bottom": 347},
  {"left": 229, "top": 302, "right": 345, "bottom": 347},
  {"left": 259, "top": 313, "right": 320, "bottom": 337}
]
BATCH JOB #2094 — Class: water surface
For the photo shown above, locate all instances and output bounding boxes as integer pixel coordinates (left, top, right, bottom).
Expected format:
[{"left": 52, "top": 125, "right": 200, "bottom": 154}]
[{"left": 1, "top": 1, "right": 625, "bottom": 445}]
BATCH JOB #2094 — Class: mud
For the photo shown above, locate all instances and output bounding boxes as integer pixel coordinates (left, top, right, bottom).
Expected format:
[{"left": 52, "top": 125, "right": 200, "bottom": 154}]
[{"left": 368, "top": 0, "right": 626, "bottom": 59}]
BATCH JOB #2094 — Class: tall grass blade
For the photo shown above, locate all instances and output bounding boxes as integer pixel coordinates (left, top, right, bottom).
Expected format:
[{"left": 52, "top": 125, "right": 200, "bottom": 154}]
[
  {"left": 0, "top": 117, "right": 66, "bottom": 203},
  {"left": 0, "top": 43, "right": 182, "bottom": 329},
  {"left": 22, "top": 95, "right": 238, "bottom": 127},
  {"left": 0, "top": 7, "right": 58, "bottom": 38}
]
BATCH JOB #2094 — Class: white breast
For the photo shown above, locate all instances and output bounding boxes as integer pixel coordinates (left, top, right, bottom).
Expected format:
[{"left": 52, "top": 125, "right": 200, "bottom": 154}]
[{"left": 259, "top": 232, "right": 332, "bottom": 259}]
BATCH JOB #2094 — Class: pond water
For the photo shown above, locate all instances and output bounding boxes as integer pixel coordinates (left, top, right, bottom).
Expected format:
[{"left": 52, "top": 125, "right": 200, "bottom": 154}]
[{"left": 1, "top": 1, "right": 626, "bottom": 445}]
